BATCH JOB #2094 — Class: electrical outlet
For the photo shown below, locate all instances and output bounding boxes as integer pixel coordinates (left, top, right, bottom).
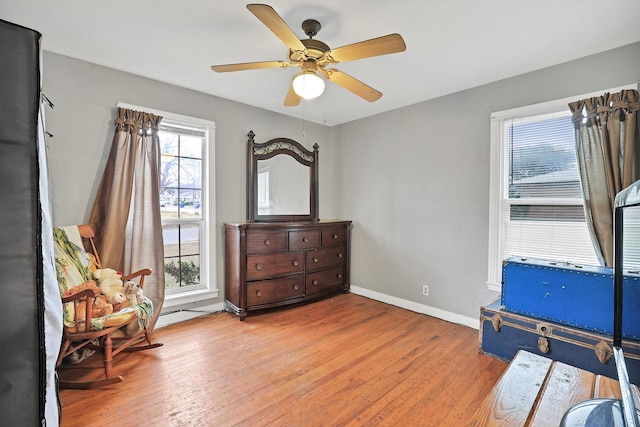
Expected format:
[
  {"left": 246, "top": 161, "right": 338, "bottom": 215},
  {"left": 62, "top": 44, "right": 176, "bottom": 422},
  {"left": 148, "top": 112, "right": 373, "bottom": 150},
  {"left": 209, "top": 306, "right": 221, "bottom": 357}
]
[{"left": 422, "top": 285, "right": 429, "bottom": 296}]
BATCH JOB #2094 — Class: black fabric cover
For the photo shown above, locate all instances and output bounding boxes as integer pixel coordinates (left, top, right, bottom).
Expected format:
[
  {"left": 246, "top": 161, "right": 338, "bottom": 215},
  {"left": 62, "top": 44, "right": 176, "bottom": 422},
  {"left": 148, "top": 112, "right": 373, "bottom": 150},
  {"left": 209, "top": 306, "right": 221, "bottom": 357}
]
[{"left": 0, "top": 19, "right": 46, "bottom": 424}]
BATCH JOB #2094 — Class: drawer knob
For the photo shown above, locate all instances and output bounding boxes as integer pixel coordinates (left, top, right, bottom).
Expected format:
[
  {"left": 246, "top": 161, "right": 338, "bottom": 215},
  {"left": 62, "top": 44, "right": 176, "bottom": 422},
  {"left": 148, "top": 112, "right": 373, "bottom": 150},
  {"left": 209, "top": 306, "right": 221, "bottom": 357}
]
[
  {"left": 312, "top": 280, "right": 318, "bottom": 286},
  {"left": 337, "top": 273, "right": 342, "bottom": 279},
  {"left": 333, "top": 234, "right": 338, "bottom": 239},
  {"left": 292, "top": 260, "right": 299, "bottom": 266},
  {"left": 312, "top": 258, "right": 318, "bottom": 263},
  {"left": 337, "top": 253, "right": 343, "bottom": 258},
  {"left": 264, "top": 239, "right": 271, "bottom": 246},
  {"left": 302, "top": 237, "right": 309, "bottom": 243},
  {"left": 256, "top": 263, "right": 262, "bottom": 270},
  {"left": 255, "top": 290, "right": 262, "bottom": 297},
  {"left": 292, "top": 284, "right": 299, "bottom": 290}
]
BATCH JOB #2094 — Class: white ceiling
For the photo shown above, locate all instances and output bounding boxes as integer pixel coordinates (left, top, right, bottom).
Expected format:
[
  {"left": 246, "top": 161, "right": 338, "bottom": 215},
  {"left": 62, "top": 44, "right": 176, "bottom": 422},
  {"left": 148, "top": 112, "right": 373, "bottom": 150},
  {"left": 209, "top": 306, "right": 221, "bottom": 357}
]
[{"left": 4, "top": 0, "right": 640, "bottom": 126}]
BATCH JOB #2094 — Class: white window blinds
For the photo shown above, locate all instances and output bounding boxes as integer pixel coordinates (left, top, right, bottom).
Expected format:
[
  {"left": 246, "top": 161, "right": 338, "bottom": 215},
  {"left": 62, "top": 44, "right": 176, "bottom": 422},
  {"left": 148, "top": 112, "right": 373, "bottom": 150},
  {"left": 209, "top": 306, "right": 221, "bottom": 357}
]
[{"left": 501, "top": 110, "right": 600, "bottom": 267}]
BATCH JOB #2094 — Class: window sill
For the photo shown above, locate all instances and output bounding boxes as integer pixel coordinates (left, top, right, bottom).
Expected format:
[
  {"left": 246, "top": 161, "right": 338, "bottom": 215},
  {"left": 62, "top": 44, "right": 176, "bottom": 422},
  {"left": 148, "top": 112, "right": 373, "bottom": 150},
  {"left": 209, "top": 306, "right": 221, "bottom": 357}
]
[
  {"left": 487, "top": 281, "right": 502, "bottom": 293},
  {"left": 163, "top": 288, "right": 219, "bottom": 310}
]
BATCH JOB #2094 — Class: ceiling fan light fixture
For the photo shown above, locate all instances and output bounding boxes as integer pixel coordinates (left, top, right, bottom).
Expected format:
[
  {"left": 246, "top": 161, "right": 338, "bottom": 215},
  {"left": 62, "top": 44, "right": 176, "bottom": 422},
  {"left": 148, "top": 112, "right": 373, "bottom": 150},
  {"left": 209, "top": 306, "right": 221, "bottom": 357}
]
[{"left": 292, "top": 71, "right": 325, "bottom": 100}]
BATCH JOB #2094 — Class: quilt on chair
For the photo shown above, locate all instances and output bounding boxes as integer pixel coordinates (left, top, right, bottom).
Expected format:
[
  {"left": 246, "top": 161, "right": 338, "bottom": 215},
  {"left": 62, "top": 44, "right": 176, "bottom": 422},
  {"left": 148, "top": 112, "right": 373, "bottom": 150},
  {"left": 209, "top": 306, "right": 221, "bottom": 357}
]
[{"left": 53, "top": 226, "right": 153, "bottom": 333}]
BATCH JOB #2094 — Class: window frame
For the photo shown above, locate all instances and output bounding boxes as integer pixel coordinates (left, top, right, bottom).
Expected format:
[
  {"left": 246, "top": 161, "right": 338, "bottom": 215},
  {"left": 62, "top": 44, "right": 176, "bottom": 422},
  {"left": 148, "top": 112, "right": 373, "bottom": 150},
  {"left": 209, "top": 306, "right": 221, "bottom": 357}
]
[
  {"left": 487, "top": 85, "right": 634, "bottom": 291},
  {"left": 117, "top": 102, "right": 217, "bottom": 306}
]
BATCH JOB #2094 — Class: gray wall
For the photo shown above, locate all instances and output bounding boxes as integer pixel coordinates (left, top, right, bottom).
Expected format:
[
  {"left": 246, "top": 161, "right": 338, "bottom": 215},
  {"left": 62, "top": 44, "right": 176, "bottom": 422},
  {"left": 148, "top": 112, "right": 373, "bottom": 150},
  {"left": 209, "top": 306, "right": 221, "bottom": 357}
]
[
  {"left": 43, "top": 42, "right": 640, "bottom": 320},
  {"left": 42, "top": 51, "right": 336, "bottom": 306},
  {"left": 334, "top": 42, "right": 640, "bottom": 320}
]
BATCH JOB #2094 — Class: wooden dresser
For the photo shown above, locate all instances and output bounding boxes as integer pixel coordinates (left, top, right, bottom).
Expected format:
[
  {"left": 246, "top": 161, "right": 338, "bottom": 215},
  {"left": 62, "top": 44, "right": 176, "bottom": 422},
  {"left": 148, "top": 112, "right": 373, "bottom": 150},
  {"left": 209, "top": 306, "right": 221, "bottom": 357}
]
[{"left": 224, "top": 220, "right": 352, "bottom": 319}]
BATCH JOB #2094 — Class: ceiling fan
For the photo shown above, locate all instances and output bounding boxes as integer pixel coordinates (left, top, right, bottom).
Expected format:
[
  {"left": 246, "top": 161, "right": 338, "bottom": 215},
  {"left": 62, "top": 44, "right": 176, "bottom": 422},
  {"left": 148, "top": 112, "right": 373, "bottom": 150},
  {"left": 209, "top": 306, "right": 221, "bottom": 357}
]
[{"left": 211, "top": 4, "right": 406, "bottom": 106}]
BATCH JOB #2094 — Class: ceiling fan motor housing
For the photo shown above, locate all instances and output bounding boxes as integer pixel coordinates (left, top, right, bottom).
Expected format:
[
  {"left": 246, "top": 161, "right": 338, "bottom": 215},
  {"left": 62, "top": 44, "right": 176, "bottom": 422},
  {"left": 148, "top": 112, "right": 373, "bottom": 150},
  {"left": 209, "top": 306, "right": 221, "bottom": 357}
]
[
  {"left": 290, "top": 38, "right": 330, "bottom": 63},
  {"left": 302, "top": 19, "right": 321, "bottom": 37}
]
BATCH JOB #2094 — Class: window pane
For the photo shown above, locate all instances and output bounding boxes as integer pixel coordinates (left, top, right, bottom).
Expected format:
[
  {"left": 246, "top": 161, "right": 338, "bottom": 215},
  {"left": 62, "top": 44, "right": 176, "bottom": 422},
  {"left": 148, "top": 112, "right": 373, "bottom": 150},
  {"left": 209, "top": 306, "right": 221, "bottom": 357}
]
[
  {"left": 177, "top": 189, "right": 201, "bottom": 218},
  {"left": 179, "top": 157, "right": 201, "bottom": 189},
  {"left": 178, "top": 255, "right": 200, "bottom": 286},
  {"left": 508, "top": 115, "right": 582, "bottom": 199},
  {"left": 179, "top": 223, "right": 200, "bottom": 257},
  {"left": 163, "top": 224, "right": 180, "bottom": 258},
  {"left": 160, "top": 188, "right": 178, "bottom": 218},
  {"left": 160, "top": 155, "right": 179, "bottom": 188},
  {"left": 162, "top": 223, "right": 201, "bottom": 288},
  {"left": 180, "top": 135, "right": 202, "bottom": 159},
  {"left": 622, "top": 206, "right": 640, "bottom": 271},
  {"left": 503, "top": 218, "right": 599, "bottom": 265},
  {"left": 159, "top": 131, "right": 179, "bottom": 156},
  {"left": 160, "top": 151, "right": 179, "bottom": 221},
  {"left": 163, "top": 223, "right": 180, "bottom": 290},
  {"left": 165, "top": 255, "right": 200, "bottom": 288}
]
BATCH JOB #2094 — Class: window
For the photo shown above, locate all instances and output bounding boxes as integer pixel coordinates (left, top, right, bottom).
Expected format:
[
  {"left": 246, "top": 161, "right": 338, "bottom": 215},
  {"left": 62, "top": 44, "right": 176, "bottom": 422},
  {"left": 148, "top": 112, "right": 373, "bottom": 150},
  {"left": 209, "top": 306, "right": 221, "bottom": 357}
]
[
  {"left": 257, "top": 166, "right": 270, "bottom": 214},
  {"left": 159, "top": 120, "right": 210, "bottom": 296},
  {"left": 487, "top": 87, "right": 634, "bottom": 290},
  {"left": 620, "top": 205, "right": 640, "bottom": 272},
  {"left": 118, "top": 103, "right": 215, "bottom": 301}
]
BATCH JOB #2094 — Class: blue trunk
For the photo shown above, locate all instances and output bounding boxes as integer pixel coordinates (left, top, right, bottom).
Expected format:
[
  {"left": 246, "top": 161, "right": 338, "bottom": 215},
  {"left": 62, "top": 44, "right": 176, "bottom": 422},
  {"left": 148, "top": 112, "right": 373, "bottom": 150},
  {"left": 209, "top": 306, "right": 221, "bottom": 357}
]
[
  {"left": 481, "top": 301, "right": 640, "bottom": 384},
  {"left": 501, "top": 257, "right": 640, "bottom": 340}
]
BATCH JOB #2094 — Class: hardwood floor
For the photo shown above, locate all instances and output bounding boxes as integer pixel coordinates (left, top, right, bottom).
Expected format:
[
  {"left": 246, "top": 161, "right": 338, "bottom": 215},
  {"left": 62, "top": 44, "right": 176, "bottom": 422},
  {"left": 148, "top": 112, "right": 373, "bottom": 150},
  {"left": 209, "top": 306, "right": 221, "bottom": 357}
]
[{"left": 58, "top": 293, "right": 507, "bottom": 426}]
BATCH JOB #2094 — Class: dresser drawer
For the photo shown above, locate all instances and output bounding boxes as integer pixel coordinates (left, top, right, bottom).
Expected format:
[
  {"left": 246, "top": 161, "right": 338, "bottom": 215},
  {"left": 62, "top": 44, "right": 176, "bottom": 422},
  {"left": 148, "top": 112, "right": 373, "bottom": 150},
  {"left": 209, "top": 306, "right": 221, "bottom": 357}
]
[
  {"left": 247, "top": 275, "right": 304, "bottom": 306},
  {"left": 246, "top": 253, "right": 304, "bottom": 280},
  {"left": 322, "top": 226, "right": 346, "bottom": 246},
  {"left": 246, "top": 230, "right": 287, "bottom": 254},
  {"left": 306, "top": 246, "right": 346, "bottom": 271},
  {"left": 306, "top": 265, "right": 345, "bottom": 295},
  {"left": 288, "top": 229, "right": 321, "bottom": 251}
]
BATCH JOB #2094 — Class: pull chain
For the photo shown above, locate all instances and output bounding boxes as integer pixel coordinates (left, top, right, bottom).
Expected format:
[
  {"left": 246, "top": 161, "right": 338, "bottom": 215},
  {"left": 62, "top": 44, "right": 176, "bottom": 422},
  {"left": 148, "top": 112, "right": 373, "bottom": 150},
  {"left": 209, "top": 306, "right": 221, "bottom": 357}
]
[{"left": 301, "top": 100, "right": 306, "bottom": 138}]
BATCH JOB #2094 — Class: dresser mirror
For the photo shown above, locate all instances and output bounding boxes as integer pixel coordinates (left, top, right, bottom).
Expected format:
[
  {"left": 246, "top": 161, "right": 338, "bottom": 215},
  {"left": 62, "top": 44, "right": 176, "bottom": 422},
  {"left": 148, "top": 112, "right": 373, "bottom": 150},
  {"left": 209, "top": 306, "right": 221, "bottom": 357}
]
[{"left": 247, "top": 130, "right": 319, "bottom": 222}]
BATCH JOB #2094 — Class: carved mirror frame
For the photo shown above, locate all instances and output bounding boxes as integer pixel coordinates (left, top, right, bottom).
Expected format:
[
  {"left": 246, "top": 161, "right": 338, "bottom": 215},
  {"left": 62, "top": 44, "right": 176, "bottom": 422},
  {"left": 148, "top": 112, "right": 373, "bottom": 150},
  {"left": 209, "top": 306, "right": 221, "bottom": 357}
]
[{"left": 247, "top": 130, "right": 319, "bottom": 222}]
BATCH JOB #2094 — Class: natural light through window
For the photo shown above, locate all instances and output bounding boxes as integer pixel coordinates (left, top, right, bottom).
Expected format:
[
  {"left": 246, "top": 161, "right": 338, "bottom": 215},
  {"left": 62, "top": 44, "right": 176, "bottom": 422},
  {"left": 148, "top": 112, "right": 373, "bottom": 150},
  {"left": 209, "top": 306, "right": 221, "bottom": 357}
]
[
  {"left": 159, "top": 122, "right": 207, "bottom": 294},
  {"left": 486, "top": 93, "right": 614, "bottom": 290},
  {"left": 501, "top": 111, "right": 599, "bottom": 264}
]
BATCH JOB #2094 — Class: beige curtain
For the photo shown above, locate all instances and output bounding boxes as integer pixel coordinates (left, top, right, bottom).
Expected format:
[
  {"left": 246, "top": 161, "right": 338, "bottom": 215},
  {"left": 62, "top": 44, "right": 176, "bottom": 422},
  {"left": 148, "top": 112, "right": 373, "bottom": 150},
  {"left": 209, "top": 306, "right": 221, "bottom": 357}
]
[
  {"left": 569, "top": 89, "right": 640, "bottom": 266},
  {"left": 89, "top": 107, "right": 165, "bottom": 329}
]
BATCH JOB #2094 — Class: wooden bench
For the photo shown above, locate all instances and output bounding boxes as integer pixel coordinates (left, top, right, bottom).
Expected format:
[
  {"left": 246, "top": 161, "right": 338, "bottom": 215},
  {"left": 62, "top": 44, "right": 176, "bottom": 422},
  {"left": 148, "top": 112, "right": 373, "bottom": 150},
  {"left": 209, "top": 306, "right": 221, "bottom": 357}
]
[{"left": 471, "top": 350, "right": 640, "bottom": 426}]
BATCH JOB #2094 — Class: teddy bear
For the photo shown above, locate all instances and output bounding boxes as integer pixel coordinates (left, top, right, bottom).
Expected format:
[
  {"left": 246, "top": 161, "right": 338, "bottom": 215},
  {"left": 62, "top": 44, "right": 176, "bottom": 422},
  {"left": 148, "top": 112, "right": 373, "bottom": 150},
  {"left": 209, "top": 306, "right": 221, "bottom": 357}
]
[
  {"left": 110, "top": 291, "right": 130, "bottom": 312},
  {"left": 63, "top": 281, "right": 114, "bottom": 318},
  {"left": 62, "top": 280, "right": 99, "bottom": 298},
  {"left": 123, "top": 280, "right": 144, "bottom": 307},
  {"left": 87, "top": 294, "right": 113, "bottom": 318},
  {"left": 93, "top": 268, "right": 125, "bottom": 303}
]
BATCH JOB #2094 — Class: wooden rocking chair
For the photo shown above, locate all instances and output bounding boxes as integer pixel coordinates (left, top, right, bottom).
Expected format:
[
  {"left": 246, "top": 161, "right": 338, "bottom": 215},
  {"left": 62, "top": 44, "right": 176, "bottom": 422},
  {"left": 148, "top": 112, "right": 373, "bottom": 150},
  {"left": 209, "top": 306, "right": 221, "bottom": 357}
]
[{"left": 55, "top": 224, "right": 162, "bottom": 389}]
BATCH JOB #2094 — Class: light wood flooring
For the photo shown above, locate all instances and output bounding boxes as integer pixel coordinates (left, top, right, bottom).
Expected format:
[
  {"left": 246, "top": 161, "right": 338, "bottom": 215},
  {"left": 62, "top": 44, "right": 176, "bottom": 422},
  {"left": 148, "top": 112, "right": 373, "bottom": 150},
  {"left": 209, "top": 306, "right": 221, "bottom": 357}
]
[{"left": 58, "top": 293, "right": 507, "bottom": 426}]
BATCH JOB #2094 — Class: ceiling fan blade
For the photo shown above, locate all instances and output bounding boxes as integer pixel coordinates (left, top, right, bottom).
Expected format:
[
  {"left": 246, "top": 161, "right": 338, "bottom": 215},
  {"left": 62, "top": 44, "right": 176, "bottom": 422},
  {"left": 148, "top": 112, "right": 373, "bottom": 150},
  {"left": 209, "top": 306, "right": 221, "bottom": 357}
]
[
  {"left": 322, "top": 69, "right": 382, "bottom": 102},
  {"left": 211, "top": 60, "right": 290, "bottom": 72},
  {"left": 246, "top": 4, "right": 306, "bottom": 52},
  {"left": 284, "top": 85, "right": 302, "bottom": 106},
  {"left": 325, "top": 33, "right": 406, "bottom": 63}
]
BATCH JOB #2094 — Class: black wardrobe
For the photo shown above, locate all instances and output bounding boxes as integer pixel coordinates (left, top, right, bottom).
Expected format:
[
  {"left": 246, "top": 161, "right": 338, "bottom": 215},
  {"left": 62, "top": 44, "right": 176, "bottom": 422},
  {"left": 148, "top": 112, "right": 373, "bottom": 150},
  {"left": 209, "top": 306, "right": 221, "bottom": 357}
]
[{"left": 0, "top": 19, "right": 61, "bottom": 425}]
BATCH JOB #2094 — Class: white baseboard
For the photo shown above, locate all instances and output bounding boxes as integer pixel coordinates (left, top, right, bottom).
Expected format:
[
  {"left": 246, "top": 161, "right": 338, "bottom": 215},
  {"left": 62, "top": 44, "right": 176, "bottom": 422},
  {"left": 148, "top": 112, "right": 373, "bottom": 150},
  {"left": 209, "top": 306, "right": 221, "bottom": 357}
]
[
  {"left": 349, "top": 285, "right": 480, "bottom": 330},
  {"left": 154, "top": 290, "right": 480, "bottom": 330},
  {"left": 155, "top": 302, "right": 225, "bottom": 329}
]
